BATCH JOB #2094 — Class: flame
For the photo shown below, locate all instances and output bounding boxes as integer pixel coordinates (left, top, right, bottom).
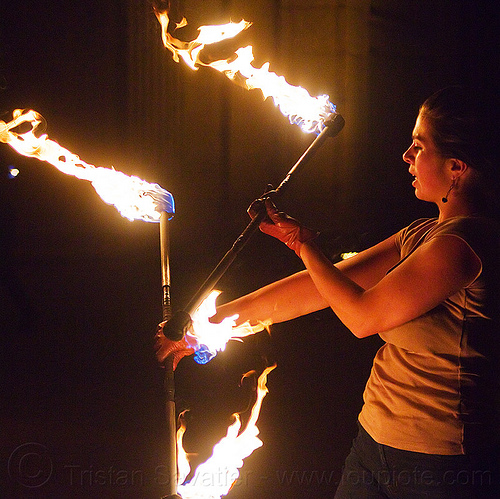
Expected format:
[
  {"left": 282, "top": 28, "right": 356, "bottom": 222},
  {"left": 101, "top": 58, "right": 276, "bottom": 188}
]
[
  {"left": 176, "top": 411, "right": 192, "bottom": 485},
  {"left": 177, "top": 365, "right": 276, "bottom": 498},
  {"left": 340, "top": 251, "right": 358, "bottom": 260},
  {"left": 185, "top": 290, "right": 271, "bottom": 365},
  {"left": 154, "top": 8, "right": 336, "bottom": 134},
  {"left": 0, "top": 109, "right": 174, "bottom": 222}
]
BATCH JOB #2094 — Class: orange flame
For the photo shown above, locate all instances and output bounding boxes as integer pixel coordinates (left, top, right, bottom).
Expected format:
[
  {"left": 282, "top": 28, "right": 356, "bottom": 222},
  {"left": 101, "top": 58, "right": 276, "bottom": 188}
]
[
  {"left": 185, "top": 290, "right": 270, "bottom": 364},
  {"left": 0, "top": 109, "right": 174, "bottom": 221},
  {"left": 154, "top": 8, "right": 336, "bottom": 134},
  {"left": 177, "top": 365, "right": 276, "bottom": 497}
]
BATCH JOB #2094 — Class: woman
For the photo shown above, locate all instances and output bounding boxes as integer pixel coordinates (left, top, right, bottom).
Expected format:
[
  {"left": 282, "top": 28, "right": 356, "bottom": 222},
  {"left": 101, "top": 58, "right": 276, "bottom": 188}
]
[{"left": 156, "top": 86, "right": 500, "bottom": 497}]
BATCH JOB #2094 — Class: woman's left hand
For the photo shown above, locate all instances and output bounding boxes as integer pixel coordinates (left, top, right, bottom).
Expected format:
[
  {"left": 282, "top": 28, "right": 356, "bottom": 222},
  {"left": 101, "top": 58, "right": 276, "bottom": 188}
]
[
  {"left": 248, "top": 198, "right": 319, "bottom": 257},
  {"left": 154, "top": 322, "right": 196, "bottom": 369}
]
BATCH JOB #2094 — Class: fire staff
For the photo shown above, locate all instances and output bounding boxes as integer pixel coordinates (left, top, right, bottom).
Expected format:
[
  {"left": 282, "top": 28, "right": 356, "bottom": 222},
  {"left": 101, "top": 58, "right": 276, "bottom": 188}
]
[{"left": 156, "top": 86, "right": 500, "bottom": 498}]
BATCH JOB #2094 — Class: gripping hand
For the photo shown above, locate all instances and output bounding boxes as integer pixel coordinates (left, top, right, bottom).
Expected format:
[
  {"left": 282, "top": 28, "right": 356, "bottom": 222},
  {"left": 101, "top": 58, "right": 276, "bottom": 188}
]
[
  {"left": 154, "top": 322, "right": 196, "bottom": 370},
  {"left": 248, "top": 198, "right": 319, "bottom": 257}
]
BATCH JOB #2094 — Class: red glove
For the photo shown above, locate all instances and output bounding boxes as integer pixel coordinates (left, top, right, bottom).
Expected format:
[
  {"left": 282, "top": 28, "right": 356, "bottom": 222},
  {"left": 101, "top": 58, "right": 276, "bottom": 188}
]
[
  {"left": 154, "top": 322, "right": 196, "bottom": 370},
  {"left": 248, "top": 198, "right": 319, "bottom": 257}
]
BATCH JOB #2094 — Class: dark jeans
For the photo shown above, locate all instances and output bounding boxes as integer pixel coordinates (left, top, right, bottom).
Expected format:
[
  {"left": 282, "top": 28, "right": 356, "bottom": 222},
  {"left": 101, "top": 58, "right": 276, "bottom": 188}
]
[{"left": 334, "top": 423, "right": 500, "bottom": 498}]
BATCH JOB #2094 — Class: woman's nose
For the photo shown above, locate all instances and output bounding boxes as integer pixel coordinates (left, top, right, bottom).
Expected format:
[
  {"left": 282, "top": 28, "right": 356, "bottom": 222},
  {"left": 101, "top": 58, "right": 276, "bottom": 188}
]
[{"left": 402, "top": 146, "right": 413, "bottom": 164}]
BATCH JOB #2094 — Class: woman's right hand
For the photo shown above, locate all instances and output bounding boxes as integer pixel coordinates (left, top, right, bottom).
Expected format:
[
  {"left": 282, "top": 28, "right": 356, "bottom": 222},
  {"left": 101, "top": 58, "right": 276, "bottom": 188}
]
[
  {"left": 154, "top": 322, "right": 196, "bottom": 370},
  {"left": 248, "top": 198, "right": 319, "bottom": 257}
]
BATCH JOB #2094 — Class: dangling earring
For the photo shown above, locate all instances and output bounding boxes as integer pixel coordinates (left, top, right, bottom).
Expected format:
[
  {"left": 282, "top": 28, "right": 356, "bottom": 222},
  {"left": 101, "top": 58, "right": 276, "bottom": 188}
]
[{"left": 442, "top": 178, "right": 456, "bottom": 203}]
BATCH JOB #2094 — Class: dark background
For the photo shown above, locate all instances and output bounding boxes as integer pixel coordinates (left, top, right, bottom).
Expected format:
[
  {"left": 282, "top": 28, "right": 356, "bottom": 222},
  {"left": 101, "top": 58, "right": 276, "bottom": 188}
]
[{"left": 1, "top": 1, "right": 499, "bottom": 497}]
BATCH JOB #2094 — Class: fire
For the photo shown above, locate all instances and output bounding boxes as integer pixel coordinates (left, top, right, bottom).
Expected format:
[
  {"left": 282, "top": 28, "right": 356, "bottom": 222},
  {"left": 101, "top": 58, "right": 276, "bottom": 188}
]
[
  {"left": 185, "top": 290, "right": 271, "bottom": 365},
  {"left": 174, "top": 292, "right": 274, "bottom": 496},
  {"left": 177, "top": 365, "right": 276, "bottom": 498},
  {"left": 0, "top": 109, "right": 174, "bottom": 222},
  {"left": 153, "top": 7, "right": 336, "bottom": 134}
]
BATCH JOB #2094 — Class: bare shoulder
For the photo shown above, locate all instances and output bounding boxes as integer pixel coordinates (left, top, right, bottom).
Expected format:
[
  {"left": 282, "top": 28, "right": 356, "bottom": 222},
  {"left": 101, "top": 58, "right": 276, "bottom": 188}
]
[{"left": 414, "top": 233, "right": 482, "bottom": 286}]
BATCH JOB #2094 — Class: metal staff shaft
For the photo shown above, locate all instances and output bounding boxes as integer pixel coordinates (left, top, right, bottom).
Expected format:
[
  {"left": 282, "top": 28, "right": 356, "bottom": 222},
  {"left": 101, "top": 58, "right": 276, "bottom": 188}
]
[
  {"left": 163, "top": 113, "right": 344, "bottom": 341},
  {"left": 184, "top": 112, "right": 345, "bottom": 317},
  {"left": 159, "top": 211, "right": 182, "bottom": 499}
]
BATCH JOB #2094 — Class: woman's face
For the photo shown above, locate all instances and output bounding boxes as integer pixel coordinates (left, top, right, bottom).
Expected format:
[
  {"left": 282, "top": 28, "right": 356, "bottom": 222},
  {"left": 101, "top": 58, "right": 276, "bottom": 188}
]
[{"left": 403, "top": 114, "right": 450, "bottom": 203}]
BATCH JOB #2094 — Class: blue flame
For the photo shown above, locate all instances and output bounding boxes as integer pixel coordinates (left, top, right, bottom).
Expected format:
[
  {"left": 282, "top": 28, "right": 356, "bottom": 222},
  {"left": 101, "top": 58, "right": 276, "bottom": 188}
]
[
  {"left": 193, "top": 344, "right": 216, "bottom": 364},
  {"left": 287, "top": 100, "right": 337, "bottom": 135}
]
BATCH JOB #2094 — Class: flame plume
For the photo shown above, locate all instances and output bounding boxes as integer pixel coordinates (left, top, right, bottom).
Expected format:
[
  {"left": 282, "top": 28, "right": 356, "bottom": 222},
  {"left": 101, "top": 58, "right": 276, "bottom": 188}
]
[
  {"left": 185, "top": 290, "right": 271, "bottom": 365},
  {"left": 0, "top": 109, "right": 174, "bottom": 222},
  {"left": 177, "top": 365, "right": 276, "bottom": 498},
  {"left": 153, "top": 5, "right": 336, "bottom": 134}
]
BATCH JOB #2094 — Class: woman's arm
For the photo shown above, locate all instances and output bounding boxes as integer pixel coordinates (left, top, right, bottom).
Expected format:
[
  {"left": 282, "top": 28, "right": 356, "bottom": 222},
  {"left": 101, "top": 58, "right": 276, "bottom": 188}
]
[
  {"left": 301, "top": 234, "right": 481, "bottom": 337},
  {"left": 212, "top": 232, "right": 401, "bottom": 328},
  {"left": 255, "top": 200, "right": 481, "bottom": 338}
]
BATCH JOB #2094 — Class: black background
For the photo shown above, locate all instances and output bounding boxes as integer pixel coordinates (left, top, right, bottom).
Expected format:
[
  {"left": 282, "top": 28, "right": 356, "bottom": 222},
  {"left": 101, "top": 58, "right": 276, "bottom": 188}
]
[{"left": 1, "top": 1, "right": 499, "bottom": 497}]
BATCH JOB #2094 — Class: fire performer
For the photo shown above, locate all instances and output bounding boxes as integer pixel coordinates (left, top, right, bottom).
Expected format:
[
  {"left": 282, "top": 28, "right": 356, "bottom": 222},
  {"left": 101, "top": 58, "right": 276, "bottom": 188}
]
[{"left": 155, "top": 85, "right": 500, "bottom": 498}]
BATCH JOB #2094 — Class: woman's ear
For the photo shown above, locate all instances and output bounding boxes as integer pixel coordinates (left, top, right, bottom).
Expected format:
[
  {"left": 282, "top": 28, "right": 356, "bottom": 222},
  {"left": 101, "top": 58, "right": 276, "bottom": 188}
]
[{"left": 449, "top": 158, "right": 468, "bottom": 178}]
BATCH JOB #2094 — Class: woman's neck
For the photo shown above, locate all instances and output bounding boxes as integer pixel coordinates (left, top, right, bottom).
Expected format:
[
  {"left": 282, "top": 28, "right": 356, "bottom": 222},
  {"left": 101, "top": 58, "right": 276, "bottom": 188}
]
[{"left": 438, "top": 198, "right": 483, "bottom": 222}]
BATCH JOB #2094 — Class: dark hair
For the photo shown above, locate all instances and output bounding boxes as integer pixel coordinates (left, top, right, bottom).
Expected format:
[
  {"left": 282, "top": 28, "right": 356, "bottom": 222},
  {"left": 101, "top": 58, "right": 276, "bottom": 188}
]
[{"left": 419, "top": 86, "right": 499, "bottom": 178}]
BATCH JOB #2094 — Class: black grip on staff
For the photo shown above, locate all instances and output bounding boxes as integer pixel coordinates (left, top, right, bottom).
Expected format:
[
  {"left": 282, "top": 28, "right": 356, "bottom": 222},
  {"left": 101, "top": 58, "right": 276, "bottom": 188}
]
[{"left": 163, "top": 112, "right": 345, "bottom": 341}]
